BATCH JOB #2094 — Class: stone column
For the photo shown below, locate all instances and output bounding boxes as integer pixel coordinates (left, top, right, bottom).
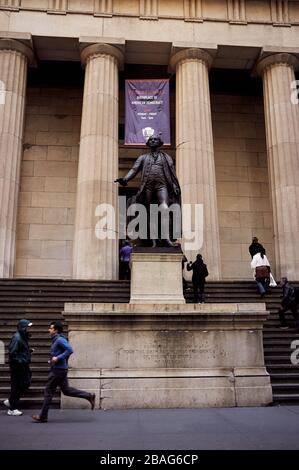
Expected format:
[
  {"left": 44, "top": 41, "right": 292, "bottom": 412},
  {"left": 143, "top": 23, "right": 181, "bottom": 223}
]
[
  {"left": 0, "top": 39, "right": 33, "bottom": 278},
  {"left": 170, "top": 48, "right": 221, "bottom": 280},
  {"left": 73, "top": 43, "right": 124, "bottom": 279},
  {"left": 257, "top": 53, "right": 299, "bottom": 279}
]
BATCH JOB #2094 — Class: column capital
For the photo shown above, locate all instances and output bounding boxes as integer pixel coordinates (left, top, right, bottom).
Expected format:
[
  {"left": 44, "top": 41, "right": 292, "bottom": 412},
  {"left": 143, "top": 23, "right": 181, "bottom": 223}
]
[
  {"left": 79, "top": 37, "right": 125, "bottom": 70},
  {"left": 169, "top": 44, "right": 216, "bottom": 72},
  {"left": 0, "top": 38, "right": 35, "bottom": 65},
  {"left": 256, "top": 52, "right": 299, "bottom": 76}
]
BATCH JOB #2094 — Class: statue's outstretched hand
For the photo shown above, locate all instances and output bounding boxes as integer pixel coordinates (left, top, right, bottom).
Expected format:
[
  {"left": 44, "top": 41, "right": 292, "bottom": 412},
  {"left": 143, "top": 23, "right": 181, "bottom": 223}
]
[{"left": 114, "top": 177, "right": 128, "bottom": 186}]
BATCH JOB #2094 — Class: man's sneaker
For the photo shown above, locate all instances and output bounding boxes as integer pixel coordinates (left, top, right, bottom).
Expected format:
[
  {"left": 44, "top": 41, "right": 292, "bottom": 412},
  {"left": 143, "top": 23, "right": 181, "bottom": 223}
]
[
  {"left": 31, "top": 415, "right": 47, "bottom": 423},
  {"left": 88, "top": 393, "right": 96, "bottom": 410},
  {"left": 7, "top": 409, "right": 23, "bottom": 416},
  {"left": 3, "top": 399, "right": 10, "bottom": 408}
]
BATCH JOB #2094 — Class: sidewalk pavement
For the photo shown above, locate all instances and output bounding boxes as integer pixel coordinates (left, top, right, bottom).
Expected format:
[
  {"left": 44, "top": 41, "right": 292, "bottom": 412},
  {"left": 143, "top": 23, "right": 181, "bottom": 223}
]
[{"left": 1, "top": 405, "right": 299, "bottom": 450}]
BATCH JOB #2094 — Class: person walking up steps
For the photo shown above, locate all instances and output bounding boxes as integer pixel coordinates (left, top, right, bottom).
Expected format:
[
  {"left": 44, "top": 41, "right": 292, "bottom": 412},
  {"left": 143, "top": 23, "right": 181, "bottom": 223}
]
[{"left": 187, "top": 254, "right": 209, "bottom": 303}]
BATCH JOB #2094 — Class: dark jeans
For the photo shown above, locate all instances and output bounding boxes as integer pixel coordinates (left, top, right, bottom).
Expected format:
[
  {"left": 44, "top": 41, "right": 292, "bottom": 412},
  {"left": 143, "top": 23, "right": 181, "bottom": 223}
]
[
  {"left": 40, "top": 368, "right": 92, "bottom": 420},
  {"left": 278, "top": 302, "right": 299, "bottom": 328},
  {"left": 9, "top": 362, "right": 31, "bottom": 410},
  {"left": 120, "top": 261, "right": 131, "bottom": 280},
  {"left": 193, "top": 281, "right": 205, "bottom": 303}
]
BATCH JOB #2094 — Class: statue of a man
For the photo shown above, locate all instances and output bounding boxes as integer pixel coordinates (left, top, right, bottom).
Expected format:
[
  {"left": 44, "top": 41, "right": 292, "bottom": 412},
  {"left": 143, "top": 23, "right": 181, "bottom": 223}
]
[{"left": 115, "top": 134, "right": 181, "bottom": 247}]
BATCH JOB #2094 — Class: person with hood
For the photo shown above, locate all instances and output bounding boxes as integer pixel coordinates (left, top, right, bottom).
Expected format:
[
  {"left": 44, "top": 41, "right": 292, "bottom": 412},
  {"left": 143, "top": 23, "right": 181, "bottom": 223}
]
[
  {"left": 187, "top": 254, "right": 209, "bottom": 303},
  {"left": 4, "top": 319, "right": 33, "bottom": 416},
  {"left": 32, "top": 321, "right": 95, "bottom": 423}
]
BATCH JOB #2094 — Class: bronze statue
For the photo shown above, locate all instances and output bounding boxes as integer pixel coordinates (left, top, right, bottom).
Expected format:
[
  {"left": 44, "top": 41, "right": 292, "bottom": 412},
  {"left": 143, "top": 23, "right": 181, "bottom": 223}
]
[{"left": 115, "top": 135, "right": 181, "bottom": 247}]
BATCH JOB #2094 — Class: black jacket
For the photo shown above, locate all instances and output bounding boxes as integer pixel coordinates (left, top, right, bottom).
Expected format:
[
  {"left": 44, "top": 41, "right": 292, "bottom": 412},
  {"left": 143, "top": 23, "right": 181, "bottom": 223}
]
[
  {"left": 281, "top": 283, "right": 296, "bottom": 308},
  {"left": 249, "top": 242, "right": 264, "bottom": 258},
  {"left": 187, "top": 260, "right": 209, "bottom": 284},
  {"left": 9, "top": 319, "right": 32, "bottom": 365}
]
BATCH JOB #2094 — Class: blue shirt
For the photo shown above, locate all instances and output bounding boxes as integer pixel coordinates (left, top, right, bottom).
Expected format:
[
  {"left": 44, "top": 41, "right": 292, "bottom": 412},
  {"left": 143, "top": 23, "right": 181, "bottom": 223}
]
[
  {"left": 50, "top": 334, "right": 73, "bottom": 369},
  {"left": 120, "top": 245, "right": 132, "bottom": 262}
]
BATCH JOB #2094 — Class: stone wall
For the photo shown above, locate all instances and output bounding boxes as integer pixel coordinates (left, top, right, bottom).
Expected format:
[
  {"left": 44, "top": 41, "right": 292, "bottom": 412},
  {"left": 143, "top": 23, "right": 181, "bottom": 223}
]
[
  {"left": 212, "top": 94, "right": 274, "bottom": 280},
  {"left": 15, "top": 87, "right": 82, "bottom": 277},
  {"left": 0, "top": 0, "right": 298, "bottom": 25},
  {"left": 15, "top": 88, "right": 274, "bottom": 279}
]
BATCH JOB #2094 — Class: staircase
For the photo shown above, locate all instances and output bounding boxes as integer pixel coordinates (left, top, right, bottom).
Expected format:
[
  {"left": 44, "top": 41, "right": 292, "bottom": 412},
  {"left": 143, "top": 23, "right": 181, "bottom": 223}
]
[
  {"left": 192, "top": 281, "right": 299, "bottom": 404},
  {"left": 0, "top": 279, "right": 298, "bottom": 408},
  {"left": 0, "top": 279, "right": 130, "bottom": 408}
]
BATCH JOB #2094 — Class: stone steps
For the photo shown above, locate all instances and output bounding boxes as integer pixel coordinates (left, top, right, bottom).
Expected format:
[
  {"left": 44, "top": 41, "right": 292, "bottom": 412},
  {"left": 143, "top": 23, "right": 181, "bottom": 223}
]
[
  {"left": 269, "top": 373, "right": 299, "bottom": 382},
  {"left": 264, "top": 355, "right": 297, "bottom": 363},
  {"left": 0, "top": 279, "right": 131, "bottom": 408},
  {"left": 271, "top": 393, "right": 299, "bottom": 403}
]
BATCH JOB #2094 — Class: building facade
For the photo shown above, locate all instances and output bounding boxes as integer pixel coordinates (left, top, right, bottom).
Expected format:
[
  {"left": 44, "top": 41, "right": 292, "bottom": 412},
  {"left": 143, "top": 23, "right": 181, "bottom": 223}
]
[{"left": 0, "top": 0, "right": 298, "bottom": 281}]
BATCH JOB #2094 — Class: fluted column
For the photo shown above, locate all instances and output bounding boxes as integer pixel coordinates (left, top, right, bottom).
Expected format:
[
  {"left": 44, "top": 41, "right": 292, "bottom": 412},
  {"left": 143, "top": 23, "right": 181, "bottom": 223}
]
[
  {"left": 73, "top": 43, "right": 124, "bottom": 279},
  {"left": 170, "top": 48, "right": 221, "bottom": 280},
  {"left": 257, "top": 53, "right": 299, "bottom": 279},
  {"left": 0, "top": 39, "right": 33, "bottom": 278}
]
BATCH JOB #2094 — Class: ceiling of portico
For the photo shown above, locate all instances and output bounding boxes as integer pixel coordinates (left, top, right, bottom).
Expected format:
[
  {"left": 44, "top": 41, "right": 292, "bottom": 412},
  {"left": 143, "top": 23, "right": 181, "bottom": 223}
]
[
  {"left": 33, "top": 36, "right": 79, "bottom": 61},
  {"left": 213, "top": 45, "right": 261, "bottom": 69},
  {"left": 32, "top": 36, "right": 264, "bottom": 70}
]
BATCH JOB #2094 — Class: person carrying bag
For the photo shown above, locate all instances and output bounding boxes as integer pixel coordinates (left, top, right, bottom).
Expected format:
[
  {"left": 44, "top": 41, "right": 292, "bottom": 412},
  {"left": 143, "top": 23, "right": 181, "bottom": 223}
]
[{"left": 251, "top": 248, "right": 271, "bottom": 297}]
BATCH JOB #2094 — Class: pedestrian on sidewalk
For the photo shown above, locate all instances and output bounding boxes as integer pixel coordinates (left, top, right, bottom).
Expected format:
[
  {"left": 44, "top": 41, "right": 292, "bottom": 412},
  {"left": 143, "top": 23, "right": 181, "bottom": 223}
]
[
  {"left": 187, "top": 254, "right": 209, "bottom": 303},
  {"left": 278, "top": 277, "right": 299, "bottom": 330},
  {"left": 32, "top": 321, "right": 95, "bottom": 423},
  {"left": 4, "top": 319, "right": 33, "bottom": 416}
]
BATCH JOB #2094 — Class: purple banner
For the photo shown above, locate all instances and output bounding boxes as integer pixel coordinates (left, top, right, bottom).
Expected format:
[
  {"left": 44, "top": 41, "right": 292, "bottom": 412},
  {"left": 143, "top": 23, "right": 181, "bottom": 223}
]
[{"left": 125, "top": 79, "right": 170, "bottom": 145}]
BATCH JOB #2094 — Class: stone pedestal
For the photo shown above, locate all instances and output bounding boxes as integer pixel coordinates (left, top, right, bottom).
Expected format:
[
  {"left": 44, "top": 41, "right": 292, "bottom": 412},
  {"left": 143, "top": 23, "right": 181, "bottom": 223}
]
[
  {"left": 130, "top": 249, "right": 185, "bottom": 304},
  {"left": 62, "top": 302, "right": 272, "bottom": 410}
]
